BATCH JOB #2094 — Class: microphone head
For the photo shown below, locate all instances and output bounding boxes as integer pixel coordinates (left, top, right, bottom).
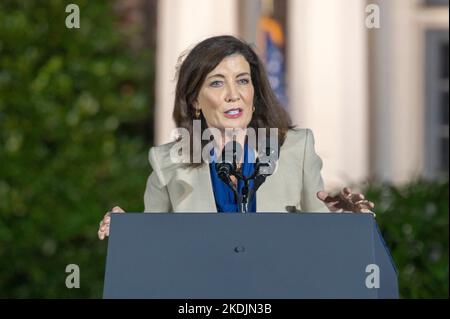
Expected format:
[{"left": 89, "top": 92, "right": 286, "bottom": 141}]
[
  {"left": 215, "top": 140, "right": 243, "bottom": 183},
  {"left": 215, "top": 162, "right": 233, "bottom": 178}
]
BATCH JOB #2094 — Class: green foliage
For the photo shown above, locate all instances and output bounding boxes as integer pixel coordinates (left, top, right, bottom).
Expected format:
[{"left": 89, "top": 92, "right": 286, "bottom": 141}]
[
  {"left": 0, "top": 1, "right": 153, "bottom": 297},
  {"left": 364, "top": 179, "right": 449, "bottom": 298}
]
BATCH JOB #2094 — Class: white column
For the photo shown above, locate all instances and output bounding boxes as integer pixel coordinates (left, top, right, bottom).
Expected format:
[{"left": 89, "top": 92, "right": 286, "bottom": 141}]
[
  {"left": 155, "top": 0, "right": 238, "bottom": 145},
  {"left": 370, "top": 0, "right": 427, "bottom": 184},
  {"left": 287, "top": 0, "right": 369, "bottom": 190}
]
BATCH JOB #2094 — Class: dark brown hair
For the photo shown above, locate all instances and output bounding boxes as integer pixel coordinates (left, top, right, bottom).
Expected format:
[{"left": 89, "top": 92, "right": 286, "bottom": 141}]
[{"left": 172, "top": 35, "right": 293, "bottom": 165}]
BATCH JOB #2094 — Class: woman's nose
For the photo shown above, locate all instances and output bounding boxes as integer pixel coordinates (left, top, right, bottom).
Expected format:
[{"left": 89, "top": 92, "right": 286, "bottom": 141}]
[{"left": 225, "top": 84, "right": 240, "bottom": 102}]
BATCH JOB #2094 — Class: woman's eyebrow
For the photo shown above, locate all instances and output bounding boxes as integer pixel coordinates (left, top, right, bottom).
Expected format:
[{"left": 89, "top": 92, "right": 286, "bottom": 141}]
[
  {"left": 236, "top": 72, "right": 250, "bottom": 77},
  {"left": 206, "top": 73, "right": 225, "bottom": 80},
  {"left": 207, "top": 72, "right": 250, "bottom": 80}
]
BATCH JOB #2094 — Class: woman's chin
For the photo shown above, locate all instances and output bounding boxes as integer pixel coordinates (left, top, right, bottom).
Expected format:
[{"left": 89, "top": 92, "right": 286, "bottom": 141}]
[{"left": 219, "top": 118, "right": 251, "bottom": 130}]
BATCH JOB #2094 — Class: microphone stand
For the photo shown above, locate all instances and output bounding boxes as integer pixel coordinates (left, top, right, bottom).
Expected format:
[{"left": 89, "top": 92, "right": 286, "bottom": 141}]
[
  {"left": 246, "top": 159, "right": 269, "bottom": 208},
  {"left": 236, "top": 159, "right": 271, "bottom": 213},
  {"left": 216, "top": 140, "right": 275, "bottom": 213},
  {"left": 234, "top": 169, "right": 250, "bottom": 213}
]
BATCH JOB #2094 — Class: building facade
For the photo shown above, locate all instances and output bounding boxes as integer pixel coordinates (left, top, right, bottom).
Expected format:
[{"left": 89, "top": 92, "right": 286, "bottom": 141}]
[{"left": 153, "top": 0, "right": 449, "bottom": 189}]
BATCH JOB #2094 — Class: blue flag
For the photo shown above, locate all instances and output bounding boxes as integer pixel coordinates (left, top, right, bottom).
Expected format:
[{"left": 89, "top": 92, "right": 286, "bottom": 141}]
[{"left": 263, "top": 32, "right": 288, "bottom": 108}]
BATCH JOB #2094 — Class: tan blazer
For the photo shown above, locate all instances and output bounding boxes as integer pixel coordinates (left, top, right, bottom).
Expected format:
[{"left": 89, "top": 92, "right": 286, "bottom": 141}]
[{"left": 143, "top": 128, "right": 329, "bottom": 213}]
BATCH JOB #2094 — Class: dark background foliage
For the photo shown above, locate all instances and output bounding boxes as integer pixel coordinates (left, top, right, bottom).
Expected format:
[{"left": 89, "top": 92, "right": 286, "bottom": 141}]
[
  {"left": 365, "top": 179, "right": 448, "bottom": 298},
  {"left": 0, "top": 0, "right": 154, "bottom": 298}
]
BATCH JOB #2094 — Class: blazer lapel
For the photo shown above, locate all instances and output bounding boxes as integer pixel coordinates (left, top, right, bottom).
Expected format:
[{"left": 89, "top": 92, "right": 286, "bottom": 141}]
[
  {"left": 256, "top": 168, "right": 289, "bottom": 213},
  {"left": 174, "top": 164, "right": 217, "bottom": 213},
  {"left": 256, "top": 175, "right": 274, "bottom": 212},
  {"left": 174, "top": 164, "right": 286, "bottom": 213}
]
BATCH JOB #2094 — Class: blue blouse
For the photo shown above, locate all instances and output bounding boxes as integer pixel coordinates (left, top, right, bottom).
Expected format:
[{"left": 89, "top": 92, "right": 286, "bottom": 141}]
[{"left": 209, "top": 143, "right": 257, "bottom": 213}]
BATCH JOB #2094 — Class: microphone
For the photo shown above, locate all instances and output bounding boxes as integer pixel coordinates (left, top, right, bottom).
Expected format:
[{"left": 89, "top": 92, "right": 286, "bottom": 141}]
[
  {"left": 215, "top": 140, "right": 243, "bottom": 205},
  {"left": 248, "top": 136, "right": 279, "bottom": 204}
]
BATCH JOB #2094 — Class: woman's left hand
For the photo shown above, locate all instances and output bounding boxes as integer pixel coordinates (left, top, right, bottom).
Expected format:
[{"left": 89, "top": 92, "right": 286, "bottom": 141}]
[{"left": 317, "top": 187, "right": 375, "bottom": 215}]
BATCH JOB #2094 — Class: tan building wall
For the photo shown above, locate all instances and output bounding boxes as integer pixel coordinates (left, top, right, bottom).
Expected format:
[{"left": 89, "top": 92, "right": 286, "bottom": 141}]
[{"left": 153, "top": 0, "right": 449, "bottom": 189}]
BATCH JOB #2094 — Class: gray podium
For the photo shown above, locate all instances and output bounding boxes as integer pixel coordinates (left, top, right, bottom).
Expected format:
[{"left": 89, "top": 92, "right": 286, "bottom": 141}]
[{"left": 103, "top": 213, "right": 398, "bottom": 299}]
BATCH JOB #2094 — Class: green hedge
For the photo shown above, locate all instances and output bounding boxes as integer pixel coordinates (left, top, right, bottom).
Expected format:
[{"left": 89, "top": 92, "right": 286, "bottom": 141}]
[
  {"left": 364, "top": 179, "right": 449, "bottom": 298},
  {"left": 0, "top": 0, "right": 153, "bottom": 298}
]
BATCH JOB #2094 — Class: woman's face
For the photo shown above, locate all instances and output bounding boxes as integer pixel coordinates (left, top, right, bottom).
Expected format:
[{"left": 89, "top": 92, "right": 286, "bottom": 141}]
[{"left": 194, "top": 54, "right": 254, "bottom": 131}]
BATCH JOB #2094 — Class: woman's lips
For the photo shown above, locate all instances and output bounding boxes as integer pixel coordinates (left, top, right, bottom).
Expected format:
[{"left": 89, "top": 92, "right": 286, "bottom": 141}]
[{"left": 223, "top": 108, "right": 243, "bottom": 119}]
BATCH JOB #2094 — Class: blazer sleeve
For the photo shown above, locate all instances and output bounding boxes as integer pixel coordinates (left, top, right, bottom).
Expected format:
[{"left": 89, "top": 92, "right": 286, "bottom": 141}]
[
  {"left": 300, "top": 129, "right": 330, "bottom": 212},
  {"left": 143, "top": 147, "right": 172, "bottom": 212}
]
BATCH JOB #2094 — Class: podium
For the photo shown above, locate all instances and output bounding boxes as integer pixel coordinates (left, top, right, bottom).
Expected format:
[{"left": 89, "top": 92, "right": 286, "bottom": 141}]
[{"left": 103, "top": 213, "right": 398, "bottom": 299}]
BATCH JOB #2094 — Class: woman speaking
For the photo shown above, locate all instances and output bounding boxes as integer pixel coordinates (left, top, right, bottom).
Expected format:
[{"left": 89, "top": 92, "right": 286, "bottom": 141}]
[{"left": 98, "top": 35, "right": 374, "bottom": 240}]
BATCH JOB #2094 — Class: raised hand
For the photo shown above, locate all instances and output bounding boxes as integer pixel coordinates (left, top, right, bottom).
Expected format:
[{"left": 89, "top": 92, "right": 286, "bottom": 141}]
[{"left": 317, "top": 187, "right": 375, "bottom": 216}]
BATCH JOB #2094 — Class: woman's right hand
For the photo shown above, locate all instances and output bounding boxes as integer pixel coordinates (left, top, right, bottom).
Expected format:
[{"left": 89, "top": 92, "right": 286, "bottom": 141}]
[{"left": 98, "top": 206, "right": 125, "bottom": 240}]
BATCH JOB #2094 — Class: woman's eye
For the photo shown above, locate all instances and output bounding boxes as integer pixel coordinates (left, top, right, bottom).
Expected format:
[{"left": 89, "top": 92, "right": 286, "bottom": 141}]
[
  {"left": 238, "top": 78, "right": 250, "bottom": 84},
  {"left": 210, "top": 81, "right": 222, "bottom": 87}
]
